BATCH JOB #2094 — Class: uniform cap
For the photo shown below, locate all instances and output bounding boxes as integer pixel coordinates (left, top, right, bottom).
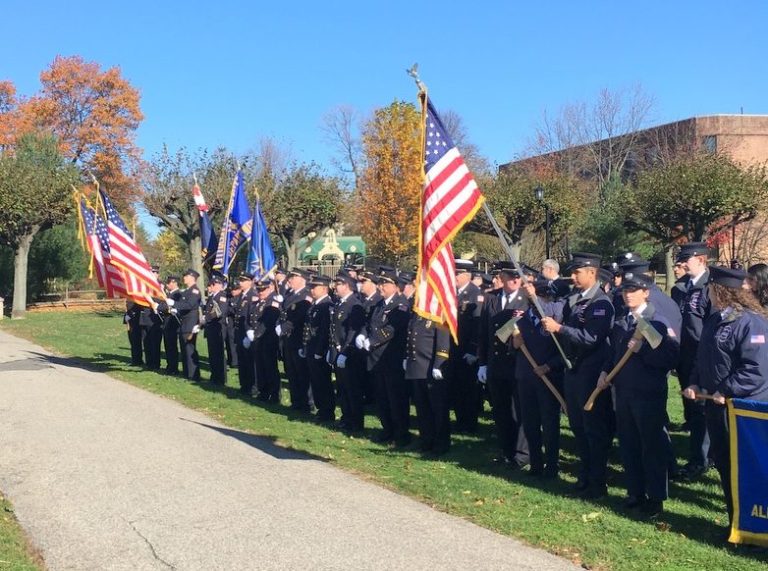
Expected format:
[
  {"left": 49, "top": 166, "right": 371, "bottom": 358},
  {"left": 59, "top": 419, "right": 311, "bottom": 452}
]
[
  {"left": 567, "top": 252, "right": 601, "bottom": 270},
  {"left": 493, "top": 261, "right": 520, "bottom": 278},
  {"left": 308, "top": 274, "right": 332, "bottom": 287},
  {"left": 621, "top": 272, "right": 654, "bottom": 290},
  {"left": 618, "top": 257, "right": 651, "bottom": 273},
  {"left": 454, "top": 259, "right": 475, "bottom": 274},
  {"left": 183, "top": 268, "right": 200, "bottom": 279},
  {"left": 397, "top": 271, "right": 416, "bottom": 286},
  {"left": 334, "top": 270, "right": 357, "bottom": 289},
  {"left": 709, "top": 265, "right": 747, "bottom": 289},
  {"left": 238, "top": 271, "right": 254, "bottom": 281},
  {"left": 676, "top": 242, "right": 709, "bottom": 263},
  {"left": 377, "top": 265, "right": 398, "bottom": 284},
  {"left": 287, "top": 268, "right": 311, "bottom": 280}
]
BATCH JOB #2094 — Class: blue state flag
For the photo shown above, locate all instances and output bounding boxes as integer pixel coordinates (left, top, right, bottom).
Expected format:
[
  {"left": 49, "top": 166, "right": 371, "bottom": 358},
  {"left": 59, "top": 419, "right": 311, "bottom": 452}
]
[
  {"left": 246, "top": 195, "right": 276, "bottom": 281},
  {"left": 728, "top": 398, "right": 768, "bottom": 547},
  {"left": 213, "top": 170, "right": 252, "bottom": 275}
]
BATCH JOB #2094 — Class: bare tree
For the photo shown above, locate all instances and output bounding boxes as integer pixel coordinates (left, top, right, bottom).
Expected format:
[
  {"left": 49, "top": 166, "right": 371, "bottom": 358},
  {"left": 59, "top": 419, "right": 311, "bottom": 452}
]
[
  {"left": 321, "top": 105, "right": 363, "bottom": 190},
  {"left": 439, "top": 109, "right": 491, "bottom": 176}
]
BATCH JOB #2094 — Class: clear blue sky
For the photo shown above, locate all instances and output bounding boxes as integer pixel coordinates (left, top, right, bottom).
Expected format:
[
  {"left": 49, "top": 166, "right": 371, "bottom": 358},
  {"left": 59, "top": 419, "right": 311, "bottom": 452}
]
[{"left": 2, "top": 1, "right": 767, "bottom": 175}]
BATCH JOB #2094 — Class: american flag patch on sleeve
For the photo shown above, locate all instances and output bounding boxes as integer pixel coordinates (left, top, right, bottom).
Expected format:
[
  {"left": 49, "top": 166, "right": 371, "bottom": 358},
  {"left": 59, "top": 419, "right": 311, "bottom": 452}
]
[
  {"left": 667, "top": 328, "right": 676, "bottom": 338},
  {"left": 593, "top": 309, "right": 606, "bottom": 316},
  {"left": 750, "top": 334, "right": 765, "bottom": 344}
]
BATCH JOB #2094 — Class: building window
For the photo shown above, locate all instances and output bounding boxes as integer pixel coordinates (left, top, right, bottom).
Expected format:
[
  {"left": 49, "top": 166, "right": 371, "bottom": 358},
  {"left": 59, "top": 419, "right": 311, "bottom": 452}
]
[{"left": 703, "top": 135, "right": 717, "bottom": 153}]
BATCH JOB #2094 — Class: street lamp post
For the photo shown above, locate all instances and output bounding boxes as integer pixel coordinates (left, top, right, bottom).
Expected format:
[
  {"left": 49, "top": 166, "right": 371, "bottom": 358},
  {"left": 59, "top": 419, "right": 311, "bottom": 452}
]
[{"left": 534, "top": 186, "right": 551, "bottom": 260}]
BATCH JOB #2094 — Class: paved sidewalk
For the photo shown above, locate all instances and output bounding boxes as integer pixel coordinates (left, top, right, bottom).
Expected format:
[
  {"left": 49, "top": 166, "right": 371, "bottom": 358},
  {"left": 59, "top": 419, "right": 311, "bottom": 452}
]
[{"left": 0, "top": 330, "right": 575, "bottom": 570}]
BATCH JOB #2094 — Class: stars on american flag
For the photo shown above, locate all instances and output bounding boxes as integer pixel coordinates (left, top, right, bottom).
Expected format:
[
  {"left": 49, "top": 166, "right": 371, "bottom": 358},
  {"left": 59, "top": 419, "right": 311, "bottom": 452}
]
[{"left": 425, "top": 119, "right": 451, "bottom": 162}]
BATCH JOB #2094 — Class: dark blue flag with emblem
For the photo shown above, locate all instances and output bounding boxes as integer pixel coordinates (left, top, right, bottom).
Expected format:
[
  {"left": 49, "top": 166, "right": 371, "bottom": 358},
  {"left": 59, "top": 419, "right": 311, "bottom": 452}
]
[
  {"left": 246, "top": 194, "right": 276, "bottom": 281},
  {"left": 213, "top": 169, "right": 252, "bottom": 276}
]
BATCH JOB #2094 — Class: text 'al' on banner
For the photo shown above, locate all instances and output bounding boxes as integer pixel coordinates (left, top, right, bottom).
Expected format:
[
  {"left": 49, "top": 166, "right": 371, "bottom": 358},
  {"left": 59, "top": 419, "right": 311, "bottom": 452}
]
[{"left": 729, "top": 398, "right": 768, "bottom": 546}]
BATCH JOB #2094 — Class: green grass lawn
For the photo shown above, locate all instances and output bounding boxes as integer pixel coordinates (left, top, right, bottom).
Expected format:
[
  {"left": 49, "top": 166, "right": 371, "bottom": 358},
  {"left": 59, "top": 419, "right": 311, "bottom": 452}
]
[
  {"left": 0, "top": 490, "right": 43, "bottom": 571},
  {"left": 2, "top": 311, "right": 766, "bottom": 570}
]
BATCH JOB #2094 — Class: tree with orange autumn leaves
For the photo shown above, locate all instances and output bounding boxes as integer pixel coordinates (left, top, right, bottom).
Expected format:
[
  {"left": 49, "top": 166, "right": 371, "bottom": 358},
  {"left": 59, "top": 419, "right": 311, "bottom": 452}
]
[{"left": 357, "top": 101, "right": 422, "bottom": 264}]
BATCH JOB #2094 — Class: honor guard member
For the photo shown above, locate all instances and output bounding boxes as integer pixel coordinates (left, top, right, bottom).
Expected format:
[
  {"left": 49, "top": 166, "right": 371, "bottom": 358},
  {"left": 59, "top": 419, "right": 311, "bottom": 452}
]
[
  {"left": 683, "top": 266, "right": 768, "bottom": 528},
  {"left": 539, "top": 253, "right": 614, "bottom": 498},
  {"left": 675, "top": 242, "right": 714, "bottom": 480},
  {"left": 405, "top": 314, "right": 451, "bottom": 455},
  {"left": 450, "top": 259, "right": 484, "bottom": 433},
  {"left": 357, "top": 266, "right": 411, "bottom": 446},
  {"left": 477, "top": 261, "right": 530, "bottom": 467},
  {"left": 596, "top": 272, "right": 679, "bottom": 517},
  {"left": 139, "top": 265, "right": 164, "bottom": 370},
  {"left": 397, "top": 271, "right": 417, "bottom": 307},
  {"left": 515, "top": 278, "right": 569, "bottom": 478},
  {"left": 303, "top": 274, "right": 335, "bottom": 422},
  {"left": 616, "top": 256, "right": 682, "bottom": 338},
  {"left": 277, "top": 268, "right": 313, "bottom": 412},
  {"left": 274, "top": 266, "right": 289, "bottom": 298},
  {"left": 330, "top": 270, "right": 367, "bottom": 432},
  {"left": 167, "top": 269, "right": 202, "bottom": 381},
  {"left": 124, "top": 300, "right": 144, "bottom": 365},
  {"left": 202, "top": 274, "right": 229, "bottom": 385},
  {"left": 226, "top": 281, "right": 241, "bottom": 369},
  {"left": 233, "top": 272, "right": 256, "bottom": 395},
  {"left": 249, "top": 280, "right": 282, "bottom": 402},
  {"left": 162, "top": 275, "right": 182, "bottom": 374},
  {"left": 359, "top": 270, "right": 383, "bottom": 404}
]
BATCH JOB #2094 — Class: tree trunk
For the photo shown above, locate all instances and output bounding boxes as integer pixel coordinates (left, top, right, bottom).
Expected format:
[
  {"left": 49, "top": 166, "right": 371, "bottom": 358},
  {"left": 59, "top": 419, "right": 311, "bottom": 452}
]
[
  {"left": 189, "top": 235, "right": 205, "bottom": 288},
  {"left": 664, "top": 245, "right": 675, "bottom": 293},
  {"left": 509, "top": 242, "right": 522, "bottom": 262},
  {"left": 12, "top": 227, "right": 40, "bottom": 319}
]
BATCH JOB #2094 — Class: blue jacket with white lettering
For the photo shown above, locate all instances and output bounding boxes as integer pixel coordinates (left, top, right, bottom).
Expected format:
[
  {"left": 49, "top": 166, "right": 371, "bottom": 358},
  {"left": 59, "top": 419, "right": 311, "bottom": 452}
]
[{"left": 693, "top": 308, "right": 768, "bottom": 402}]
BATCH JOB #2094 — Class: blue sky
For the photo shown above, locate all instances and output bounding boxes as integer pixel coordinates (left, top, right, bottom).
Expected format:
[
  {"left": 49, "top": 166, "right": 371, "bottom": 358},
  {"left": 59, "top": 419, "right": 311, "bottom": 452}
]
[{"left": 2, "top": 1, "right": 767, "bottom": 179}]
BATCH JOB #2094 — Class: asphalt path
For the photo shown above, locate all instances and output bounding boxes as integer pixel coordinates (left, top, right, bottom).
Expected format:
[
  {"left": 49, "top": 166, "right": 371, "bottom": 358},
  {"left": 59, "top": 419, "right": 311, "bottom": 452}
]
[{"left": 0, "top": 329, "right": 575, "bottom": 570}]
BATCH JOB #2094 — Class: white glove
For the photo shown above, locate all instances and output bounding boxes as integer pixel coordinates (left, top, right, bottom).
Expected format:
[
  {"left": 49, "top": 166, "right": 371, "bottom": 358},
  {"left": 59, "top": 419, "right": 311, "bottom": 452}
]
[
  {"left": 313, "top": 354, "right": 322, "bottom": 360},
  {"left": 275, "top": 324, "right": 282, "bottom": 336},
  {"left": 326, "top": 349, "right": 331, "bottom": 363},
  {"left": 165, "top": 298, "right": 175, "bottom": 307},
  {"left": 336, "top": 354, "right": 347, "bottom": 369},
  {"left": 478, "top": 365, "right": 488, "bottom": 384},
  {"left": 191, "top": 325, "right": 200, "bottom": 334},
  {"left": 298, "top": 348, "right": 306, "bottom": 358},
  {"left": 402, "top": 359, "right": 407, "bottom": 371},
  {"left": 463, "top": 353, "right": 478, "bottom": 365},
  {"left": 432, "top": 368, "right": 443, "bottom": 380},
  {"left": 355, "top": 334, "right": 367, "bottom": 349},
  {"left": 170, "top": 308, "right": 177, "bottom": 315},
  {"left": 363, "top": 338, "right": 371, "bottom": 351},
  {"left": 243, "top": 337, "right": 251, "bottom": 349},
  {"left": 246, "top": 330, "right": 255, "bottom": 341}
]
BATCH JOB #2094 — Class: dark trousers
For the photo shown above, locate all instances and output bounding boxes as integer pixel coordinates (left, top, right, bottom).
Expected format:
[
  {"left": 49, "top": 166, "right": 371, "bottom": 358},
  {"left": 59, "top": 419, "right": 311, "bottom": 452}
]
[
  {"left": 236, "top": 339, "right": 254, "bottom": 395},
  {"left": 308, "top": 356, "right": 335, "bottom": 420},
  {"left": 163, "top": 324, "right": 180, "bottom": 373},
  {"left": 336, "top": 357, "right": 365, "bottom": 430},
  {"left": 285, "top": 346, "right": 311, "bottom": 411},
  {"left": 564, "top": 368, "right": 613, "bottom": 490},
  {"left": 519, "top": 373, "right": 561, "bottom": 473},
  {"left": 226, "top": 322, "right": 238, "bottom": 368},
  {"left": 142, "top": 324, "right": 163, "bottom": 370},
  {"left": 449, "top": 358, "right": 479, "bottom": 432},
  {"left": 705, "top": 402, "right": 733, "bottom": 522},
  {"left": 255, "top": 344, "right": 281, "bottom": 402},
  {"left": 179, "top": 332, "right": 200, "bottom": 381},
  {"left": 488, "top": 369, "right": 528, "bottom": 463},
  {"left": 678, "top": 354, "right": 710, "bottom": 467},
  {"left": 205, "top": 324, "right": 227, "bottom": 385},
  {"left": 128, "top": 325, "right": 143, "bottom": 365},
  {"left": 615, "top": 391, "right": 669, "bottom": 501},
  {"left": 374, "top": 363, "right": 410, "bottom": 441},
  {"left": 413, "top": 377, "right": 451, "bottom": 451}
]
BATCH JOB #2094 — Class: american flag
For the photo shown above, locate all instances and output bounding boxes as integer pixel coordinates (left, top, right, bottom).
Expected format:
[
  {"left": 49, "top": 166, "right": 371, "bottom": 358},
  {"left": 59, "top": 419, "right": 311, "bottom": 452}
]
[
  {"left": 414, "top": 96, "right": 484, "bottom": 341},
  {"left": 79, "top": 198, "right": 127, "bottom": 298},
  {"left": 99, "top": 189, "right": 163, "bottom": 299}
]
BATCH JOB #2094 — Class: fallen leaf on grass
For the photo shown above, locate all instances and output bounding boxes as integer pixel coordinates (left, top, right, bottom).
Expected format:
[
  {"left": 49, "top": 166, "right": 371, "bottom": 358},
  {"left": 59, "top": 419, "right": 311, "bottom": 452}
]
[
  {"left": 474, "top": 499, "right": 485, "bottom": 506},
  {"left": 581, "top": 512, "right": 601, "bottom": 522},
  {"left": 462, "top": 490, "right": 471, "bottom": 495},
  {"left": 655, "top": 521, "right": 671, "bottom": 532}
]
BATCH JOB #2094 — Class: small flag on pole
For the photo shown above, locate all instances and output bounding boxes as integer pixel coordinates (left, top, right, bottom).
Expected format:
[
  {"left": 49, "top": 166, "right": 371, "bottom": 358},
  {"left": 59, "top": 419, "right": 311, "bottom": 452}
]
[
  {"left": 78, "top": 197, "right": 127, "bottom": 298},
  {"left": 213, "top": 170, "right": 252, "bottom": 276},
  {"left": 413, "top": 94, "right": 485, "bottom": 342},
  {"left": 191, "top": 179, "right": 218, "bottom": 264},
  {"left": 246, "top": 193, "right": 277, "bottom": 281}
]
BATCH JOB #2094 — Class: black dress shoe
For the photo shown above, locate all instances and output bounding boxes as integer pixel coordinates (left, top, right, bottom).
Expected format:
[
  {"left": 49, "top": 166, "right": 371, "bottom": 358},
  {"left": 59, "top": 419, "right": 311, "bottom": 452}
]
[
  {"left": 680, "top": 463, "right": 707, "bottom": 481},
  {"left": 641, "top": 500, "right": 664, "bottom": 518},
  {"left": 623, "top": 495, "right": 646, "bottom": 509}
]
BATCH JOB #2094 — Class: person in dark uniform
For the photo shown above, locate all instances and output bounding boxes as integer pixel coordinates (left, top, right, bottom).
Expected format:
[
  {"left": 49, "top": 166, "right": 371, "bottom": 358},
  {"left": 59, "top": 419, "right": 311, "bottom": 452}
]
[
  {"left": 596, "top": 272, "right": 679, "bottom": 517},
  {"left": 249, "top": 280, "right": 282, "bottom": 402},
  {"left": 124, "top": 300, "right": 144, "bottom": 365},
  {"left": 477, "top": 261, "right": 530, "bottom": 467},
  {"left": 449, "top": 259, "right": 484, "bottom": 433},
  {"left": 674, "top": 242, "right": 714, "bottom": 480},
  {"left": 539, "top": 253, "right": 614, "bottom": 498},
  {"left": 405, "top": 314, "right": 451, "bottom": 455},
  {"left": 683, "top": 266, "right": 768, "bottom": 529},
  {"left": 330, "top": 270, "right": 367, "bottom": 432},
  {"left": 358, "top": 270, "right": 383, "bottom": 405},
  {"left": 166, "top": 269, "right": 202, "bottom": 381},
  {"left": 162, "top": 275, "right": 182, "bottom": 375},
  {"left": 202, "top": 274, "right": 229, "bottom": 385},
  {"left": 139, "top": 265, "right": 164, "bottom": 370},
  {"left": 274, "top": 267, "right": 289, "bottom": 298},
  {"left": 516, "top": 278, "right": 568, "bottom": 478},
  {"left": 277, "top": 268, "right": 313, "bottom": 411},
  {"left": 303, "top": 274, "right": 335, "bottom": 422},
  {"left": 225, "top": 281, "right": 241, "bottom": 369},
  {"left": 358, "top": 266, "right": 411, "bottom": 446},
  {"left": 397, "top": 271, "right": 416, "bottom": 306},
  {"left": 233, "top": 273, "right": 256, "bottom": 396}
]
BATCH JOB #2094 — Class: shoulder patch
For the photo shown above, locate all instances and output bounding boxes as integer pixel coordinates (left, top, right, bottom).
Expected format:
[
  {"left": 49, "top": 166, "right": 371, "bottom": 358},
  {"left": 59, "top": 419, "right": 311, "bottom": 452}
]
[
  {"left": 750, "top": 334, "right": 765, "bottom": 344},
  {"left": 192, "top": 288, "right": 199, "bottom": 294},
  {"left": 275, "top": 295, "right": 284, "bottom": 302},
  {"left": 252, "top": 296, "right": 259, "bottom": 302},
  {"left": 667, "top": 327, "right": 676, "bottom": 338},
  {"left": 477, "top": 295, "right": 484, "bottom": 302},
  {"left": 219, "top": 297, "right": 227, "bottom": 302},
  {"left": 272, "top": 301, "right": 280, "bottom": 308},
  {"left": 305, "top": 296, "right": 313, "bottom": 303},
  {"left": 593, "top": 308, "right": 606, "bottom": 316}
]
